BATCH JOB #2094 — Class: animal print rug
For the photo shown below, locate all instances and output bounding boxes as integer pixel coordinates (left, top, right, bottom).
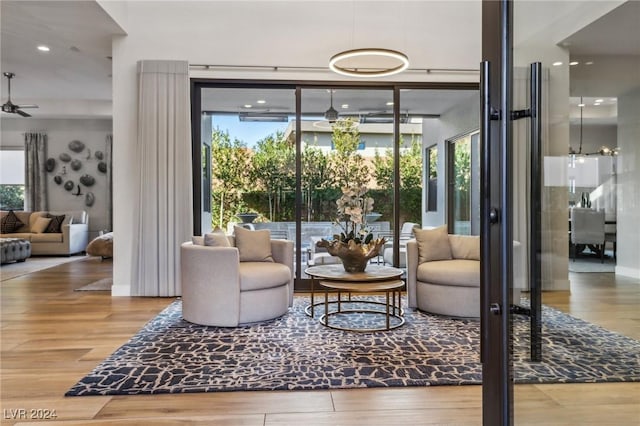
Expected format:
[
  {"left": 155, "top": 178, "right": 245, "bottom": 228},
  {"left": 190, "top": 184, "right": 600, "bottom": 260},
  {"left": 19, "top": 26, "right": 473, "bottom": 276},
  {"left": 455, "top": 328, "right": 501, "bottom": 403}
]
[{"left": 65, "top": 297, "right": 640, "bottom": 396}]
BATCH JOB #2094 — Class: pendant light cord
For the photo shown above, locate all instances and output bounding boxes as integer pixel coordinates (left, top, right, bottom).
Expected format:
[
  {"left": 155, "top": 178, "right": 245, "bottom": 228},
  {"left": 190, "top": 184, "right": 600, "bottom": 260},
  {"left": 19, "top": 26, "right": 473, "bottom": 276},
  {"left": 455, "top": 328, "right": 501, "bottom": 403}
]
[{"left": 578, "top": 96, "right": 583, "bottom": 155}]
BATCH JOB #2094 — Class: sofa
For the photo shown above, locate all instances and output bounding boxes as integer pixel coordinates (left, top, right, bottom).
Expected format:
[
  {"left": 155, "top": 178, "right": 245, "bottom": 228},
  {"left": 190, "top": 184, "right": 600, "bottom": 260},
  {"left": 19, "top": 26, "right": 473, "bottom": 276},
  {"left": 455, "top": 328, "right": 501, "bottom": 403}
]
[
  {"left": 0, "top": 210, "right": 89, "bottom": 256},
  {"left": 181, "top": 227, "right": 294, "bottom": 327}
]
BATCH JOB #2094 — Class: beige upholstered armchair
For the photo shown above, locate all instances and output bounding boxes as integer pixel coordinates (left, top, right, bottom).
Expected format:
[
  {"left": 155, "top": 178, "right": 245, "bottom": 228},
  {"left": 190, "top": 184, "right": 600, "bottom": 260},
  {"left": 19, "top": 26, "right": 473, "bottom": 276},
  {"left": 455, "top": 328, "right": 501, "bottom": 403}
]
[
  {"left": 407, "top": 226, "right": 480, "bottom": 318},
  {"left": 406, "top": 226, "right": 526, "bottom": 318},
  {"left": 180, "top": 227, "right": 294, "bottom": 326}
]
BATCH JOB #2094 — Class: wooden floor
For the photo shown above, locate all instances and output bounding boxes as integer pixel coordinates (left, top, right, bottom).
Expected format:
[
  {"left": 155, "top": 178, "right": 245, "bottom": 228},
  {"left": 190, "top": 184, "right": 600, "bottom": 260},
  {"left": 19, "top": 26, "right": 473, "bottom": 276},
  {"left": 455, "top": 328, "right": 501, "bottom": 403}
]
[{"left": 1, "top": 257, "right": 638, "bottom": 425}]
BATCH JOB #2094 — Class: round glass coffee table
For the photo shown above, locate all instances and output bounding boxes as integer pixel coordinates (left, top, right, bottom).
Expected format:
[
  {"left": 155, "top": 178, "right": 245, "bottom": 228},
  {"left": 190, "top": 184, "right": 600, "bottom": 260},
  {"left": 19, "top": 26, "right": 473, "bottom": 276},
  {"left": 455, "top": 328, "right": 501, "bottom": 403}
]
[{"left": 305, "top": 264, "right": 405, "bottom": 332}]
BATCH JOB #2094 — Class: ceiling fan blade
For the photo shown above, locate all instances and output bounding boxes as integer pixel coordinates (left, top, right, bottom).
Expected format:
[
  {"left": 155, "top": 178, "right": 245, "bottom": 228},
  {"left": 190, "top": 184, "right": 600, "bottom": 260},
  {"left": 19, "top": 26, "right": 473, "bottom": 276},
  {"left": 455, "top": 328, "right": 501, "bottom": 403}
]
[
  {"left": 15, "top": 109, "right": 31, "bottom": 117},
  {"left": 17, "top": 104, "right": 38, "bottom": 109}
]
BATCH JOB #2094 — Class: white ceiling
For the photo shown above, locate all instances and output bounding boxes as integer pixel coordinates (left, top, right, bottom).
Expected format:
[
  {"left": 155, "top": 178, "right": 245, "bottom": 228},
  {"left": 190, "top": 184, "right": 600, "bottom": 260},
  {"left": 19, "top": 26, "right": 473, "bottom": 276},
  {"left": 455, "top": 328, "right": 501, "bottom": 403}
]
[
  {"left": 1, "top": 0, "right": 122, "bottom": 102},
  {"left": 0, "top": 1, "right": 637, "bottom": 120}
]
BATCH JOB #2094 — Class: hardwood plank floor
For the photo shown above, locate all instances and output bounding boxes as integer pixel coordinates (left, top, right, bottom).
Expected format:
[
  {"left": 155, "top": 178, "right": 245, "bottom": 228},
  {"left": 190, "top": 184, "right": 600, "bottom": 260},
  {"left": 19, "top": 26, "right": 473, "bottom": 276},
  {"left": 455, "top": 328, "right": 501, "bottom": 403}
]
[{"left": 1, "top": 258, "right": 638, "bottom": 425}]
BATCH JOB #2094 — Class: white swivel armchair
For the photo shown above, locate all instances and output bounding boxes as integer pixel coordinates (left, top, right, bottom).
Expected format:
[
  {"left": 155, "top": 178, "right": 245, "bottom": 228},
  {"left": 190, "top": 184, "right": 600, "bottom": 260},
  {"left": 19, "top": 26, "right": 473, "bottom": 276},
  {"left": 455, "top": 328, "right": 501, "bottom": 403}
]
[
  {"left": 180, "top": 235, "right": 294, "bottom": 326},
  {"left": 381, "top": 222, "right": 420, "bottom": 267},
  {"left": 570, "top": 207, "right": 605, "bottom": 263}
]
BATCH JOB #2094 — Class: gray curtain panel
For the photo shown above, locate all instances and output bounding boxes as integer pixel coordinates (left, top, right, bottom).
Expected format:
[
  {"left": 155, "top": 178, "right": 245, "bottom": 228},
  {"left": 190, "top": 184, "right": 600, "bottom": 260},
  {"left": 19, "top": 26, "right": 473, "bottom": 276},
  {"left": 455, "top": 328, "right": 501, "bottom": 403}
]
[
  {"left": 132, "top": 60, "right": 193, "bottom": 297},
  {"left": 105, "top": 134, "right": 113, "bottom": 231},
  {"left": 24, "top": 132, "right": 49, "bottom": 211}
]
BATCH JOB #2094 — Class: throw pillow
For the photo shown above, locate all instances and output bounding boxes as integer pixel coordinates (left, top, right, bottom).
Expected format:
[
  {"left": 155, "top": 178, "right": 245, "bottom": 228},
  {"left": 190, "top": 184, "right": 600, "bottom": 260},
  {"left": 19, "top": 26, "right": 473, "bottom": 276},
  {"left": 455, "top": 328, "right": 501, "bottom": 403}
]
[
  {"left": 414, "top": 225, "right": 452, "bottom": 264},
  {"left": 449, "top": 235, "right": 480, "bottom": 260},
  {"left": 233, "top": 226, "right": 274, "bottom": 262},
  {"left": 1, "top": 210, "right": 24, "bottom": 233},
  {"left": 45, "top": 214, "right": 66, "bottom": 233},
  {"left": 32, "top": 217, "right": 53, "bottom": 234},
  {"left": 204, "top": 227, "right": 231, "bottom": 247}
]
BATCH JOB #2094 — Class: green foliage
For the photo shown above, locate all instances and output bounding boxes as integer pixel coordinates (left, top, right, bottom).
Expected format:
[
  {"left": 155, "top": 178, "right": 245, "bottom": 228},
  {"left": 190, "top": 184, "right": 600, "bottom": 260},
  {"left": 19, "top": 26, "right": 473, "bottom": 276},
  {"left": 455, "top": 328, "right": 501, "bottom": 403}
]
[
  {"left": 372, "top": 149, "right": 393, "bottom": 188},
  {"left": 452, "top": 139, "right": 472, "bottom": 221},
  {"left": 0, "top": 185, "right": 24, "bottom": 210},
  {"left": 328, "top": 118, "right": 370, "bottom": 189},
  {"left": 301, "top": 145, "right": 330, "bottom": 221},
  {"left": 205, "top": 121, "right": 426, "bottom": 230},
  {"left": 372, "top": 137, "right": 422, "bottom": 190},
  {"left": 428, "top": 147, "right": 438, "bottom": 179},
  {"left": 210, "top": 128, "right": 251, "bottom": 228},
  {"left": 250, "top": 131, "right": 295, "bottom": 221},
  {"left": 400, "top": 138, "right": 423, "bottom": 189}
]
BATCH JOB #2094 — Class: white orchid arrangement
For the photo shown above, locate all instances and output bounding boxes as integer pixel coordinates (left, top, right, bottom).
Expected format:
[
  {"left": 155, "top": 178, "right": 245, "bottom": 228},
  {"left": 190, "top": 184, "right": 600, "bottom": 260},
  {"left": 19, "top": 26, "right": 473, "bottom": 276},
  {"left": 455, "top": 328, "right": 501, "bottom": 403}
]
[{"left": 334, "top": 185, "right": 375, "bottom": 245}]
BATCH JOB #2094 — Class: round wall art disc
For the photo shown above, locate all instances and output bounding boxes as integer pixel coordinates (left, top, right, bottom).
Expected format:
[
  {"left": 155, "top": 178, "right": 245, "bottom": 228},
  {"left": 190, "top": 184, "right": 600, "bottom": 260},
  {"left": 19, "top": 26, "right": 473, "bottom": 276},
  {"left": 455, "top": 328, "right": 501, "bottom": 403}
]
[
  {"left": 97, "top": 161, "right": 107, "bottom": 173},
  {"left": 59, "top": 153, "right": 71, "bottom": 163},
  {"left": 68, "top": 140, "right": 85, "bottom": 153},
  {"left": 53, "top": 175, "right": 63, "bottom": 185},
  {"left": 85, "top": 192, "right": 95, "bottom": 207},
  {"left": 70, "top": 159, "right": 82, "bottom": 171},
  {"left": 64, "top": 180, "right": 75, "bottom": 191},
  {"left": 45, "top": 158, "right": 56, "bottom": 172},
  {"left": 95, "top": 151, "right": 104, "bottom": 160},
  {"left": 79, "top": 174, "right": 95, "bottom": 186}
]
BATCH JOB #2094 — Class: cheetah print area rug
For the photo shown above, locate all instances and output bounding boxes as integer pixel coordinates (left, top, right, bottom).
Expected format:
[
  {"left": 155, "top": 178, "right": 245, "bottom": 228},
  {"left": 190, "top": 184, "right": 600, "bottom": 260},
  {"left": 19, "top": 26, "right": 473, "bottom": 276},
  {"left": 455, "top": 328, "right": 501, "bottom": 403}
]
[{"left": 66, "top": 297, "right": 640, "bottom": 396}]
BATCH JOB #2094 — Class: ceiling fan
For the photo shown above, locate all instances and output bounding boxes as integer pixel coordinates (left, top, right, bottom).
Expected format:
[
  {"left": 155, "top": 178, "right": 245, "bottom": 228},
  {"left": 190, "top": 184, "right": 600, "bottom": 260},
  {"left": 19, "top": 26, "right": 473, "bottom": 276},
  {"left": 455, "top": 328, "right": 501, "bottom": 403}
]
[{"left": 2, "top": 72, "right": 38, "bottom": 117}]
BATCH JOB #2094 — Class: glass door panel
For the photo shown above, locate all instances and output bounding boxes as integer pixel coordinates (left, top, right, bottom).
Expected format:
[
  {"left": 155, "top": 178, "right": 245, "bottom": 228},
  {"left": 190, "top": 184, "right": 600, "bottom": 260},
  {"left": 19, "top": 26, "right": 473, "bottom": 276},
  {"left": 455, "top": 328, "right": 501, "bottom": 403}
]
[
  {"left": 300, "top": 87, "right": 394, "bottom": 275},
  {"left": 199, "top": 86, "right": 297, "bottom": 248},
  {"left": 508, "top": 1, "right": 637, "bottom": 424}
]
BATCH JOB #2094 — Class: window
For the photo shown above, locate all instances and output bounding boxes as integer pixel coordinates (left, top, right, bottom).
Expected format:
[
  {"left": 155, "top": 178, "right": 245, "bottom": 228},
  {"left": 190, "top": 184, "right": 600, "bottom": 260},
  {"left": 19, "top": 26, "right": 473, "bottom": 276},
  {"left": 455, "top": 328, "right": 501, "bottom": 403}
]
[
  {"left": 426, "top": 145, "right": 438, "bottom": 212},
  {"left": 0, "top": 149, "right": 25, "bottom": 210},
  {"left": 447, "top": 131, "right": 480, "bottom": 235}
]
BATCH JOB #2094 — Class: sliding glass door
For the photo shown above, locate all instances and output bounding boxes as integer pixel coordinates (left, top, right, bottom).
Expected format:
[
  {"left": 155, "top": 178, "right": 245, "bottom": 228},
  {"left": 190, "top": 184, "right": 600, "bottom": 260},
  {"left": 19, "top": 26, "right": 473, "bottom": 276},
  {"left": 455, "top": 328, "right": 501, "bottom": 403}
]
[
  {"left": 300, "top": 87, "right": 395, "bottom": 276},
  {"left": 191, "top": 81, "right": 478, "bottom": 289}
]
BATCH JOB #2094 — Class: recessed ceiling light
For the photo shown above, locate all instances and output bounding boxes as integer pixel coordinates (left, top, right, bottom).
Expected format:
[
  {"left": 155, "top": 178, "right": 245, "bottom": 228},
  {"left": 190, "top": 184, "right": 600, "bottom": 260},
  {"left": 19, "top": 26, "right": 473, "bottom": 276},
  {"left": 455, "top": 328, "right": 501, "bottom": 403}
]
[
  {"left": 585, "top": 61, "right": 594, "bottom": 65},
  {"left": 578, "top": 103, "right": 585, "bottom": 107},
  {"left": 386, "top": 101, "right": 394, "bottom": 106},
  {"left": 595, "top": 99, "right": 604, "bottom": 103},
  {"left": 341, "top": 104, "right": 349, "bottom": 109},
  {"left": 569, "top": 61, "right": 579, "bottom": 66},
  {"left": 552, "top": 61, "right": 563, "bottom": 66},
  {"left": 244, "top": 104, "right": 252, "bottom": 108},
  {"left": 256, "top": 100, "right": 266, "bottom": 104},
  {"left": 37, "top": 45, "right": 50, "bottom": 52}
]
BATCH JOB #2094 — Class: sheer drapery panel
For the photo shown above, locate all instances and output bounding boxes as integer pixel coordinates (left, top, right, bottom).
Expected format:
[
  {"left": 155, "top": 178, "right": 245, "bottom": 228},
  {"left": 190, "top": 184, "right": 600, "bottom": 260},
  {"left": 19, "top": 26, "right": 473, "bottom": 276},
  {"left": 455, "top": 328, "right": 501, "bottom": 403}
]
[{"left": 132, "top": 60, "right": 193, "bottom": 296}]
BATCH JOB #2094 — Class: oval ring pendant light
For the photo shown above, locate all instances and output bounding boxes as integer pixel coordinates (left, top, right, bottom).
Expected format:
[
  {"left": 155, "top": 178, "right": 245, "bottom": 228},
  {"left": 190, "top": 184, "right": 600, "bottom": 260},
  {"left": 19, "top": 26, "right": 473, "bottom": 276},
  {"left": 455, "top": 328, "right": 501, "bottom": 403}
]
[{"left": 329, "top": 48, "right": 409, "bottom": 77}]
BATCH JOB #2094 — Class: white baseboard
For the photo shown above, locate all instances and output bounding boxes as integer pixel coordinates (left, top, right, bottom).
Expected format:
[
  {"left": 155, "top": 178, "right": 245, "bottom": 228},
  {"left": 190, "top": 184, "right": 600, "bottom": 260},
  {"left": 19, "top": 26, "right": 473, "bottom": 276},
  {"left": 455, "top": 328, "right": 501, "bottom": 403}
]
[
  {"left": 615, "top": 266, "right": 640, "bottom": 279},
  {"left": 111, "top": 284, "right": 131, "bottom": 296}
]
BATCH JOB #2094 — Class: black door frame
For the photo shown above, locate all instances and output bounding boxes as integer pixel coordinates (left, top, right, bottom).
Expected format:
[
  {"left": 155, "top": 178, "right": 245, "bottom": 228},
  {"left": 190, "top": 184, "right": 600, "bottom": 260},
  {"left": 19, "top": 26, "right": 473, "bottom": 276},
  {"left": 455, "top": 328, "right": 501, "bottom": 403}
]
[
  {"left": 190, "top": 79, "right": 478, "bottom": 291},
  {"left": 481, "top": 0, "right": 514, "bottom": 424}
]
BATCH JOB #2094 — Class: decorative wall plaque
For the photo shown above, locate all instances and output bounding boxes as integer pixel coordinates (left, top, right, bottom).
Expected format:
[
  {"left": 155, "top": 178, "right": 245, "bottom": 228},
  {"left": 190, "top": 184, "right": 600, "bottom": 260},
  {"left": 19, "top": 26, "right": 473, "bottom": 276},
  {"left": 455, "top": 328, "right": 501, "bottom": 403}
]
[{"left": 68, "top": 140, "right": 85, "bottom": 153}]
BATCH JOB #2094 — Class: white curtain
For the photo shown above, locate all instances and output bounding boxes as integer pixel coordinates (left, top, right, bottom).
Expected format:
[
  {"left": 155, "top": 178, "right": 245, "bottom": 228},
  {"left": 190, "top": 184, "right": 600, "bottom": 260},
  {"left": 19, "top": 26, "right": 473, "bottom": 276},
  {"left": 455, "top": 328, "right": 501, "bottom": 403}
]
[
  {"left": 24, "top": 132, "right": 48, "bottom": 211},
  {"left": 132, "top": 60, "right": 193, "bottom": 296}
]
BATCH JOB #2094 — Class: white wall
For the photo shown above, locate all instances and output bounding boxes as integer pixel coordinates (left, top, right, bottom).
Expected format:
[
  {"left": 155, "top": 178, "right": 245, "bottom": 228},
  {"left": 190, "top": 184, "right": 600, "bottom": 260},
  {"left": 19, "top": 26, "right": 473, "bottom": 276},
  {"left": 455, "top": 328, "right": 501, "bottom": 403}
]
[
  {"left": 421, "top": 92, "right": 479, "bottom": 229},
  {"left": 108, "top": 0, "right": 632, "bottom": 296},
  {"left": 1, "top": 118, "right": 112, "bottom": 239},
  {"left": 615, "top": 87, "right": 640, "bottom": 278},
  {"left": 109, "top": 1, "right": 481, "bottom": 296}
]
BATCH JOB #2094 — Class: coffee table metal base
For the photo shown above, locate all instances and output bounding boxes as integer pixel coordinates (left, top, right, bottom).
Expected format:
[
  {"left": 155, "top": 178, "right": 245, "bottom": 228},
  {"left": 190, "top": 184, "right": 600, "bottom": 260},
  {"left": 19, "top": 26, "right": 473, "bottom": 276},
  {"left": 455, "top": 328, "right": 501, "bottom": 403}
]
[{"left": 318, "top": 280, "right": 404, "bottom": 332}]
